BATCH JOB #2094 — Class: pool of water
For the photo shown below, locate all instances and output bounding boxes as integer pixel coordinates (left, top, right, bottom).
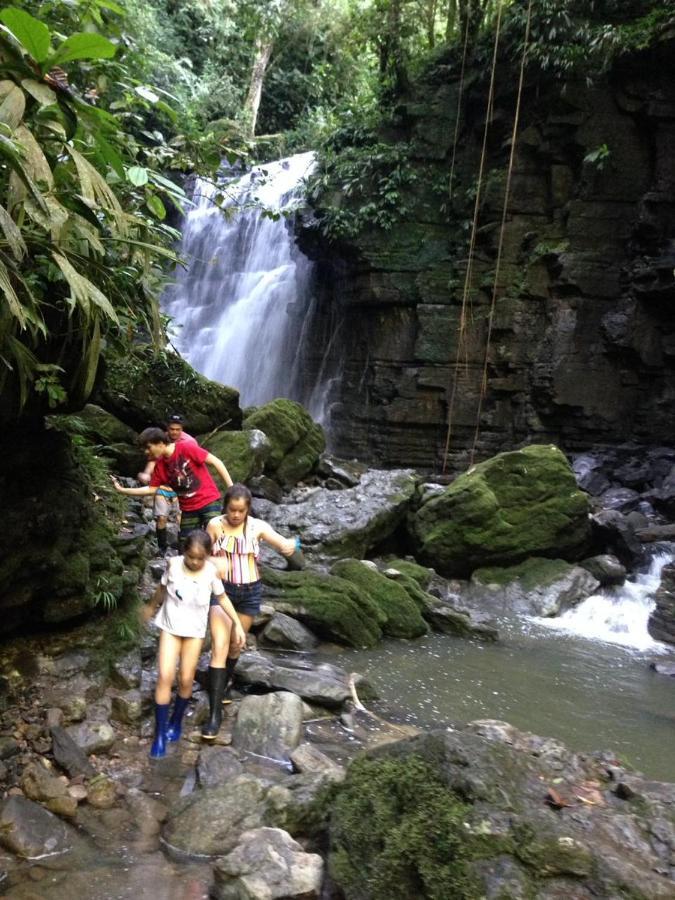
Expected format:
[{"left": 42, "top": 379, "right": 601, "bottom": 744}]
[{"left": 323, "top": 619, "right": 675, "bottom": 782}]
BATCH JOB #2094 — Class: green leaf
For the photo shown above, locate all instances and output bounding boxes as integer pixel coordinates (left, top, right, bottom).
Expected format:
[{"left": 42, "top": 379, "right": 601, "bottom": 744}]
[
  {"left": 50, "top": 33, "right": 116, "bottom": 66},
  {"left": 52, "top": 252, "right": 119, "bottom": 323},
  {"left": 21, "top": 78, "right": 56, "bottom": 106},
  {"left": 134, "top": 85, "right": 159, "bottom": 104},
  {"left": 0, "top": 204, "right": 26, "bottom": 260},
  {"left": 0, "top": 256, "right": 26, "bottom": 327},
  {"left": 0, "top": 83, "right": 25, "bottom": 130},
  {"left": 126, "top": 165, "right": 148, "bottom": 186},
  {"left": 146, "top": 194, "right": 166, "bottom": 220},
  {"left": 0, "top": 8, "right": 51, "bottom": 63}
]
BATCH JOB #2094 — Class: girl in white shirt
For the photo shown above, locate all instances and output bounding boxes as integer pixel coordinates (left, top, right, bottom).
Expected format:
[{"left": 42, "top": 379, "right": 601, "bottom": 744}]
[{"left": 147, "top": 529, "right": 245, "bottom": 758}]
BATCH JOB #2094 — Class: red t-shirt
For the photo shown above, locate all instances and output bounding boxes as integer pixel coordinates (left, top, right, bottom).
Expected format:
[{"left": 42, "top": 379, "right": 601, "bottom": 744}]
[{"left": 150, "top": 442, "right": 220, "bottom": 512}]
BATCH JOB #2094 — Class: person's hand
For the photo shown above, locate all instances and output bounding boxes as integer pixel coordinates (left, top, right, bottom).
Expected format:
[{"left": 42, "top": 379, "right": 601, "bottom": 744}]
[
  {"left": 233, "top": 622, "right": 246, "bottom": 650},
  {"left": 110, "top": 475, "right": 123, "bottom": 492}
]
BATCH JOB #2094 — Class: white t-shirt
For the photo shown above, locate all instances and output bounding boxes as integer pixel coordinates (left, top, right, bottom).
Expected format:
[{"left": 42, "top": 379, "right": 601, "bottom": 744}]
[{"left": 154, "top": 556, "right": 224, "bottom": 638}]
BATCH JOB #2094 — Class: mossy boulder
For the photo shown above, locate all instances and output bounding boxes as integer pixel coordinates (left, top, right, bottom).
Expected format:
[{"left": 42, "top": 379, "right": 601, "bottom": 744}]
[
  {"left": 200, "top": 429, "right": 271, "bottom": 484},
  {"left": 243, "top": 398, "right": 325, "bottom": 486},
  {"left": 77, "top": 404, "right": 143, "bottom": 476},
  {"left": 95, "top": 345, "right": 242, "bottom": 434},
  {"left": 410, "top": 445, "right": 591, "bottom": 576},
  {"left": 330, "top": 560, "right": 428, "bottom": 639},
  {"left": 470, "top": 557, "right": 600, "bottom": 617},
  {"left": 261, "top": 568, "right": 385, "bottom": 648},
  {"left": 381, "top": 557, "right": 434, "bottom": 589}
]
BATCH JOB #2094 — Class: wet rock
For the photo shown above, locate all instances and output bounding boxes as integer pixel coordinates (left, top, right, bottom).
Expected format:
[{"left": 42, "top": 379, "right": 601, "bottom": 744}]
[
  {"left": 598, "top": 486, "right": 641, "bottom": 512},
  {"left": 243, "top": 399, "right": 325, "bottom": 487},
  {"left": 0, "top": 736, "right": 19, "bottom": 760},
  {"left": 290, "top": 744, "right": 345, "bottom": 782},
  {"left": 163, "top": 774, "right": 271, "bottom": 856},
  {"left": 410, "top": 446, "right": 591, "bottom": 576},
  {"left": 211, "top": 827, "right": 323, "bottom": 900},
  {"left": 110, "top": 690, "right": 143, "bottom": 725},
  {"left": 20, "top": 761, "right": 68, "bottom": 803},
  {"left": 258, "top": 613, "right": 319, "bottom": 651},
  {"left": 197, "top": 747, "right": 245, "bottom": 789},
  {"left": 317, "top": 455, "right": 365, "bottom": 488},
  {"left": 45, "top": 708, "right": 64, "bottom": 729},
  {"left": 255, "top": 468, "right": 417, "bottom": 562},
  {"left": 649, "top": 660, "right": 675, "bottom": 677},
  {"left": 591, "top": 509, "right": 644, "bottom": 567},
  {"left": 248, "top": 475, "right": 284, "bottom": 503},
  {"left": 86, "top": 775, "right": 117, "bottom": 809},
  {"left": 65, "top": 721, "right": 115, "bottom": 755},
  {"left": 43, "top": 673, "right": 104, "bottom": 723},
  {"left": 648, "top": 562, "right": 675, "bottom": 646},
  {"left": 232, "top": 692, "right": 304, "bottom": 762},
  {"left": 0, "top": 795, "right": 76, "bottom": 858},
  {"left": 234, "top": 652, "right": 375, "bottom": 709},
  {"left": 125, "top": 788, "right": 168, "bottom": 838},
  {"left": 471, "top": 558, "right": 600, "bottom": 617},
  {"left": 50, "top": 726, "right": 96, "bottom": 778},
  {"left": 580, "top": 554, "right": 626, "bottom": 585},
  {"left": 109, "top": 650, "right": 142, "bottom": 690},
  {"left": 45, "top": 795, "right": 78, "bottom": 818}
]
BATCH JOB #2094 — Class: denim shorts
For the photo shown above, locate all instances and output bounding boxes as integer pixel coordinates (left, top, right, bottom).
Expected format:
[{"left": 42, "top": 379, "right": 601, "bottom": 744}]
[{"left": 210, "top": 580, "right": 263, "bottom": 616}]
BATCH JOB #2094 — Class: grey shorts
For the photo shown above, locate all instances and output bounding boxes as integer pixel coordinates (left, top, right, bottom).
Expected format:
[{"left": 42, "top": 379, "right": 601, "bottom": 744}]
[{"left": 154, "top": 488, "right": 178, "bottom": 518}]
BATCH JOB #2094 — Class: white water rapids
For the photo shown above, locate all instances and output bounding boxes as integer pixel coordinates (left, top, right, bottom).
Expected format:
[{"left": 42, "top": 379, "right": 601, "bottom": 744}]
[
  {"left": 535, "top": 551, "right": 671, "bottom": 651},
  {"left": 161, "top": 152, "right": 317, "bottom": 407}
]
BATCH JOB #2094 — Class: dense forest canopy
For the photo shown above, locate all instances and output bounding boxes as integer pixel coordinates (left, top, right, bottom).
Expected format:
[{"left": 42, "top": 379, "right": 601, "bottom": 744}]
[{"left": 0, "top": 0, "right": 671, "bottom": 418}]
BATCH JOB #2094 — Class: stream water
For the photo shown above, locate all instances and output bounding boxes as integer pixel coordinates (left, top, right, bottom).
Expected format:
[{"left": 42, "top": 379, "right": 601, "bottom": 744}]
[{"left": 322, "top": 554, "right": 675, "bottom": 783}]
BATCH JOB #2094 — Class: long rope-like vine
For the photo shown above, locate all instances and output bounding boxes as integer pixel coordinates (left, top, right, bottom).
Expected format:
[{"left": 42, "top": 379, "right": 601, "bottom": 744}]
[
  {"left": 470, "top": 0, "right": 533, "bottom": 465},
  {"left": 442, "top": 1, "right": 504, "bottom": 473}
]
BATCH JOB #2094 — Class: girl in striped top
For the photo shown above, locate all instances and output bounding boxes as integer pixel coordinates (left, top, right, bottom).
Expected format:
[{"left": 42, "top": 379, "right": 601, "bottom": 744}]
[{"left": 201, "top": 483, "right": 303, "bottom": 739}]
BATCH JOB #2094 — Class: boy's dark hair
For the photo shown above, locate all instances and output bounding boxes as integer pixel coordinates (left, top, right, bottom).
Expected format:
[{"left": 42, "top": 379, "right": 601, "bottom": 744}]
[
  {"left": 223, "top": 483, "right": 252, "bottom": 514},
  {"left": 138, "top": 427, "right": 169, "bottom": 447},
  {"left": 183, "top": 529, "right": 212, "bottom": 555}
]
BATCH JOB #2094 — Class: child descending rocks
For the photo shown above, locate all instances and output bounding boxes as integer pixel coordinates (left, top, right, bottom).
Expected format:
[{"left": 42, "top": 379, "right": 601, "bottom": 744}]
[
  {"left": 112, "top": 427, "right": 233, "bottom": 547},
  {"left": 145, "top": 529, "right": 246, "bottom": 758},
  {"left": 202, "top": 483, "right": 305, "bottom": 740}
]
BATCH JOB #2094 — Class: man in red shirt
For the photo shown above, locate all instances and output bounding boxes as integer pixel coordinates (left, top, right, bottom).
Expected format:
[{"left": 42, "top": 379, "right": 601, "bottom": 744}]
[
  {"left": 113, "top": 426, "right": 233, "bottom": 544},
  {"left": 137, "top": 415, "right": 199, "bottom": 554}
]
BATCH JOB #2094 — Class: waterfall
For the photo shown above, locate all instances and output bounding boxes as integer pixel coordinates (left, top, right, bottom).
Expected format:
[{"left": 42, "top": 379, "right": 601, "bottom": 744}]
[
  {"left": 161, "top": 152, "right": 318, "bottom": 408},
  {"left": 536, "top": 552, "right": 671, "bottom": 651}
]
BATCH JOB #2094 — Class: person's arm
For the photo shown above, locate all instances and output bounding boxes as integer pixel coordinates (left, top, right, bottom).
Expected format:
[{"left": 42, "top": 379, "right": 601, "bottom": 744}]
[
  {"left": 205, "top": 453, "right": 233, "bottom": 488},
  {"left": 257, "top": 522, "right": 297, "bottom": 557},
  {"left": 137, "top": 460, "right": 156, "bottom": 485},
  {"left": 141, "top": 584, "right": 165, "bottom": 623},
  {"left": 214, "top": 592, "right": 247, "bottom": 649},
  {"left": 111, "top": 476, "right": 158, "bottom": 497}
]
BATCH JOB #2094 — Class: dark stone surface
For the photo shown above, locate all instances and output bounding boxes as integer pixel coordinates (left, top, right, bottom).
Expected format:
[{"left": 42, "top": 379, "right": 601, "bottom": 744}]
[
  {"left": 648, "top": 562, "right": 675, "bottom": 646},
  {"left": 298, "top": 38, "right": 675, "bottom": 472}
]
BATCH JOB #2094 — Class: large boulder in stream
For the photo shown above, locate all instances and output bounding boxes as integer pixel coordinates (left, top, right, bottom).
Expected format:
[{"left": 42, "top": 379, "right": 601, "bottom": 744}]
[
  {"left": 409, "top": 445, "right": 591, "bottom": 576},
  {"left": 325, "top": 723, "right": 675, "bottom": 900},
  {"left": 648, "top": 562, "right": 675, "bottom": 646},
  {"left": 470, "top": 557, "right": 600, "bottom": 617},
  {"left": 255, "top": 468, "right": 417, "bottom": 562},
  {"left": 243, "top": 399, "right": 325, "bottom": 486}
]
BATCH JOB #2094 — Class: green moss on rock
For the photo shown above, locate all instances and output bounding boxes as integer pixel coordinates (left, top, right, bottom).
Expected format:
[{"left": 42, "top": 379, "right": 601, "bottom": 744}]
[
  {"left": 328, "top": 755, "right": 480, "bottom": 900},
  {"left": 410, "top": 445, "right": 591, "bottom": 576},
  {"left": 200, "top": 429, "right": 271, "bottom": 484},
  {"left": 383, "top": 557, "right": 435, "bottom": 589},
  {"left": 95, "top": 345, "right": 242, "bottom": 434},
  {"left": 330, "top": 559, "right": 429, "bottom": 639},
  {"left": 261, "top": 568, "right": 384, "bottom": 648},
  {"left": 244, "top": 398, "right": 325, "bottom": 486},
  {"left": 472, "top": 557, "right": 576, "bottom": 591}
]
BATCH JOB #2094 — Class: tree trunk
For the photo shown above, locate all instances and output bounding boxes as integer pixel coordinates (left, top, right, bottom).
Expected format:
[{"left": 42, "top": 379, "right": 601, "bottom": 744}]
[{"left": 243, "top": 38, "right": 273, "bottom": 139}]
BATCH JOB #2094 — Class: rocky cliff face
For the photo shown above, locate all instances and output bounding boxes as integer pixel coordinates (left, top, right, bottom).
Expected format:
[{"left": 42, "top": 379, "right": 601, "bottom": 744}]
[{"left": 301, "top": 35, "right": 675, "bottom": 471}]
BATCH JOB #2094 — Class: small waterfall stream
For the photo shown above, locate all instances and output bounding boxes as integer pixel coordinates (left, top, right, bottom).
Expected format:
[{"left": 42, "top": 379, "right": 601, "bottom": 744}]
[
  {"left": 535, "top": 552, "right": 671, "bottom": 651},
  {"left": 161, "top": 152, "right": 318, "bottom": 408}
]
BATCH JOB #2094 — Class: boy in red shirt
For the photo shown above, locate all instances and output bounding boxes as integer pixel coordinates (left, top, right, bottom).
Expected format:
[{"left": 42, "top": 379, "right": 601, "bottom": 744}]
[{"left": 113, "top": 427, "right": 233, "bottom": 543}]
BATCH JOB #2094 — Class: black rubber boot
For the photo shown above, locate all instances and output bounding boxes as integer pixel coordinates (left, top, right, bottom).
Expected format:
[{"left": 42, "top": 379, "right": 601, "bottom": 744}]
[
  {"left": 223, "top": 655, "right": 240, "bottom": 702},
  {"left": 201, "top": 667, "right": 227, "bottom": 740},
  {"left": 156, "top": 527, "right": 168, "bottom": 555}
]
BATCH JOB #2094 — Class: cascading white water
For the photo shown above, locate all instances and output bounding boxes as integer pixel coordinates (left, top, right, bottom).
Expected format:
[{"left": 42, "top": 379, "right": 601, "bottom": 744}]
[
  {"left": 161, "top": 152, "right": 317, "bottom": 407},
  {"left": 536, "top": 552, "right": 671, "bottom": 651}
]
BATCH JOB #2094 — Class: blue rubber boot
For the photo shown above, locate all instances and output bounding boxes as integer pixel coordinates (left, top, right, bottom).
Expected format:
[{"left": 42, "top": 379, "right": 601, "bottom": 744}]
[
  {"left": 150, "top": 703, "right": 170, "bottom": 758},
  {"left": 166, "top": 695, "right": 190, "bottom": 742}
]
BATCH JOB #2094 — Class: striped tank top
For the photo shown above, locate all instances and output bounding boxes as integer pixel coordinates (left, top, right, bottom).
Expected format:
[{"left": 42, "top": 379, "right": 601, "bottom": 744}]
[{"left": 211, "top": 516, "right": 260, "bottom": 584}]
